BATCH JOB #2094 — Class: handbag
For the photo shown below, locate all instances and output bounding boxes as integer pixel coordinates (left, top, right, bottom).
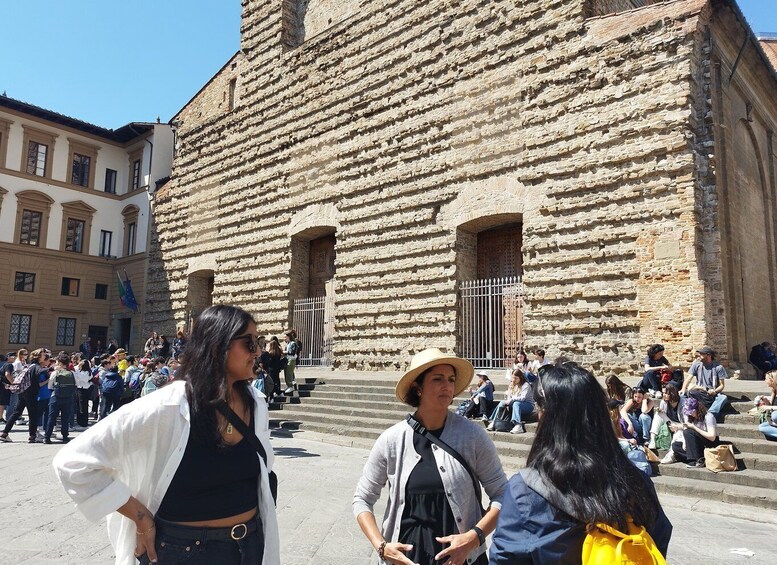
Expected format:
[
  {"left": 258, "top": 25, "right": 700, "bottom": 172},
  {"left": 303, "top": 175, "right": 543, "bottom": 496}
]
[
  {"left": 406, "top": 414, "right": 486, "bottom": 515},
  {"left": 655, "top": 422, "right": 671, "bottom": 451},
  {"left": 215, "top": 401, "right": 279, "bottom": 505},
  {"left": 492, "top": 404, "right": 513, "bottom": 432},
  {"left": 704, "top": 444, "right": 736, "bottom": 473},
  {"left": 640, "top": 446, "right": 660, "bottom": 464}
]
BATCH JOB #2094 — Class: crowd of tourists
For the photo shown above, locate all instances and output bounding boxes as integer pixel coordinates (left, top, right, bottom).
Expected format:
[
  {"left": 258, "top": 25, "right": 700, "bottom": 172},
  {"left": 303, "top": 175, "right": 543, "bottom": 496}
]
[
  {"left": 0, "top": 336, "right": 186, "bottom": 444},
  {"left": 0, "top": 324, "right": 302, "bottom": 448},
  {"left": 2, "top": 306, "right": 772, "bottom": 564}
]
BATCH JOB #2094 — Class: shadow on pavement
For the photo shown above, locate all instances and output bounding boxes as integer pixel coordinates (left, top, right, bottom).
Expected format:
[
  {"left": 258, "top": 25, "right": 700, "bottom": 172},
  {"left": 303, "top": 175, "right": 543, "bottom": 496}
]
[{"left": 273, "top": 446, "right": 321, "bottom": 459}]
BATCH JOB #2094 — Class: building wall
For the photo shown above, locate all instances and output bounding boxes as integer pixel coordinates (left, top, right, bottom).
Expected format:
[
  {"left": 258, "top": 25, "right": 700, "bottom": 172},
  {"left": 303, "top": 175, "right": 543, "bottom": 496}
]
[
  {"left": 0, "top": 106, "right": 171, "bottom": 353},
  {"left": 148, "top": 0, "right": 776, "bottom": 373},
  {"left": 704, "top": 1, "right": 777, "bottom": 368}
]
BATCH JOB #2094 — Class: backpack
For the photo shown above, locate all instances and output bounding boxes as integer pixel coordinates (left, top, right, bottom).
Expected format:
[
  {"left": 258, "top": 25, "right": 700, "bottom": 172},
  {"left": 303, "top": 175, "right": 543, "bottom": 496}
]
[
  {"left": 295, "top": 338, "right": 303, "bottom": 358},
  {"left": 519, "top": 468, "right": 666, "bottom": 565},
  {"left": 9, "top": 365, "right": 34, "bottom": 394},
  {"left": 51, "top": 369, "right": 76, "bottom": 399},
  {"left": 127, "top": 367, "right": 142, "bottom": 392},
  {"left": 582, "top": 518, "right": 666, "bottom": 565}
]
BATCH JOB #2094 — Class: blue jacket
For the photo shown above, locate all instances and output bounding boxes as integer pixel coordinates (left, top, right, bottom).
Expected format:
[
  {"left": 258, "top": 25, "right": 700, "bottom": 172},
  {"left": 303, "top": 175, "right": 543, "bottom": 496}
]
[
  {"left": 100, "top": 370, "right": 124, "bottom": 396},
  {"left": 489, "top": 472, "right": 672, "bottom": 564}
]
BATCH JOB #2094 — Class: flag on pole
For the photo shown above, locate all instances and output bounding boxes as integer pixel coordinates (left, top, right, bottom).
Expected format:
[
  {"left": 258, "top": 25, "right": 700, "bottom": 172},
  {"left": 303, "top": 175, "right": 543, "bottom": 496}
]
[{"left": 117, "top": 272, "right": 140, "bottom": 312}]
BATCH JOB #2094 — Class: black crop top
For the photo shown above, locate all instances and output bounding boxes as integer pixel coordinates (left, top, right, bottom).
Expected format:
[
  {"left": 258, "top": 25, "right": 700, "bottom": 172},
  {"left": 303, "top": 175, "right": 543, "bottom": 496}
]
[{"left": 156, "top": 409, "right": 260, "bottom": 522}]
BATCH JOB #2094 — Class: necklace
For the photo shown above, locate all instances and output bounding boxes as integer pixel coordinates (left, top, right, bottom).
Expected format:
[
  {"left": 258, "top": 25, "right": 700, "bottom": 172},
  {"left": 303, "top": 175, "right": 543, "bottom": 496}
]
[{"left": 226, "top": 422, "right": 233, "bottom": 434}]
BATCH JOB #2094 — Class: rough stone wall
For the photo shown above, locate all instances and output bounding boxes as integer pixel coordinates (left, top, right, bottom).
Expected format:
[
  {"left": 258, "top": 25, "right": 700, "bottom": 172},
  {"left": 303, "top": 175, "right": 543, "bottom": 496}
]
[
  {"left": 588, "top": 0, "right": 653, "bottom": 17},
  {"left": 149, "top": 0, "right": 734, "bottom": 374},
  {"left": 703, "top": 1, "right": 777, "bottom": 370}
]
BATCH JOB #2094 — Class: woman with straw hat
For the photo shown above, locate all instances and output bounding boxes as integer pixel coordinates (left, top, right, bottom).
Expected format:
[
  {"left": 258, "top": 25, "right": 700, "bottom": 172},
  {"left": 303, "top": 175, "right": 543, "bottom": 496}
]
[{"left": 353, "top": 348, "right": 507, "bottom": 565}]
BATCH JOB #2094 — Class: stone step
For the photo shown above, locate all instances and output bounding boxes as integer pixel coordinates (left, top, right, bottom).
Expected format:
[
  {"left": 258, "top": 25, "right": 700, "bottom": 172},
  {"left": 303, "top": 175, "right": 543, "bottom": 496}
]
[
  {"left": 275, "top": 400, "right": 764, "bottom": 440},
  {"left": 273, "top": 402, "right": 777, "bottom": 463},
  {"left": 273, "top": 417, "right": 777, "bottom": 510},
  {"left": 657, "top": 459, "right": 777, "bottom": 489},
  {"left": 649, "top": 474, "right": 777, "bottom": 510},
  {"left": 278, "top": 377, "right": 777, "bottom": 508}
]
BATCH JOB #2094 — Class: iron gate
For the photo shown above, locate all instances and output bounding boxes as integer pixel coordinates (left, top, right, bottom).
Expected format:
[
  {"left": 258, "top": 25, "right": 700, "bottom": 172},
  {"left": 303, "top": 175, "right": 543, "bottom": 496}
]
[
  {"left": 292, "top": 286, "right": 334, "bottom": 366},
  {"left": 460, "top": 276, "right": 524, "bottom": 369}
]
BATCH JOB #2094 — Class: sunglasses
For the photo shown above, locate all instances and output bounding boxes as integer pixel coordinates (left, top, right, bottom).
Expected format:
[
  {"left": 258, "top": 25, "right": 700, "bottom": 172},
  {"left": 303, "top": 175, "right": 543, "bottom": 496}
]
[{"left": 231, "top": 333, "right": 258, "bottom": 353}]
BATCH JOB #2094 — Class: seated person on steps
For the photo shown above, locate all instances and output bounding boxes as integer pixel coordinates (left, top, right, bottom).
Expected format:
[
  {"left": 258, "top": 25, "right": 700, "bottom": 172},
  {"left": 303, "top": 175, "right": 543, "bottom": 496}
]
[{"left": 620, "top": 387, "right": 653, "bottom": 446}]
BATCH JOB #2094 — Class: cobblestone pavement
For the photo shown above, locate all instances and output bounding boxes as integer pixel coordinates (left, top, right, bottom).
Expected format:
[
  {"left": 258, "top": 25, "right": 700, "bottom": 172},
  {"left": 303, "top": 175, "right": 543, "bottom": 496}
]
[{"left": 0, "top": 426, "right": 774, "bottom": 564}]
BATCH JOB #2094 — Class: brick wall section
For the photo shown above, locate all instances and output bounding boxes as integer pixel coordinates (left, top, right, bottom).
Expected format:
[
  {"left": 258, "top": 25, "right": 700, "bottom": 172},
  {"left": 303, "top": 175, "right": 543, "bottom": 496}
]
[{"left": 147, "top": 0, "right": 774, "bottom": 373}]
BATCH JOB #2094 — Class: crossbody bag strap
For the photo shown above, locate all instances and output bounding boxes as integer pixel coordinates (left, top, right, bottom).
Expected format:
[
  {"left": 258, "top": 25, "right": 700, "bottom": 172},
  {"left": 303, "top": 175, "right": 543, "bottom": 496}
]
[
  {"left": 215, "top": 401, "right": 278, "bottom": 506},
  {"left": 405, "top": 414, "right": 485, "bottom": 514},
  {"left": 215, "top": 401, "right": 268, "bottom": 465}
]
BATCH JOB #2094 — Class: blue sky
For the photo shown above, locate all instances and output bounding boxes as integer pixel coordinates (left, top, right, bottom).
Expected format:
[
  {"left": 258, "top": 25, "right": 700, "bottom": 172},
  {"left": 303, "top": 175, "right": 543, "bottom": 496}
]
[{"left": 1, "top": 1, "right": 775, "bottom": 129}]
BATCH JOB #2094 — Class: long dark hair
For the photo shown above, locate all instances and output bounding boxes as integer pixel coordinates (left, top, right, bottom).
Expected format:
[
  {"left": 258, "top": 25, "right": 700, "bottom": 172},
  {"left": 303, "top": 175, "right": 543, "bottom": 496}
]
[
  {"left": 527, "top": 363, "right": 659, "bottom": 531},
  {"left": 605, "top": 374, "right": 629, "bottom": 401},
  {"left": 178, "top": 304, "right": 255, "bottom": 446}
]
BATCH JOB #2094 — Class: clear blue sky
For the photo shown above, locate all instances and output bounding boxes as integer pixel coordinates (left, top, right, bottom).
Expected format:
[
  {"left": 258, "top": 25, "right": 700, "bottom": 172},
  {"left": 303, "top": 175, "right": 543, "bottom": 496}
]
[{"left": 1, "top": 1, "right": 774, "bottom": 130}]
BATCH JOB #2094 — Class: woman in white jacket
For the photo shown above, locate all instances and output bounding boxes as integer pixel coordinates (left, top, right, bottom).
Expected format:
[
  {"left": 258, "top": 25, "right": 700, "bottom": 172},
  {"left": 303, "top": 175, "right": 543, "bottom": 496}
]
[{"left": 53, "top": 305, "right": 279, "bottom": 565}]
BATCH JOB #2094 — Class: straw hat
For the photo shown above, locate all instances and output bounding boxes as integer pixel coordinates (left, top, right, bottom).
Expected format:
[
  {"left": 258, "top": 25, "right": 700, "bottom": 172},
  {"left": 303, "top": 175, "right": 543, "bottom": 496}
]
[{"left": 395, "top": 348, "right": 474, "bottom": 403}]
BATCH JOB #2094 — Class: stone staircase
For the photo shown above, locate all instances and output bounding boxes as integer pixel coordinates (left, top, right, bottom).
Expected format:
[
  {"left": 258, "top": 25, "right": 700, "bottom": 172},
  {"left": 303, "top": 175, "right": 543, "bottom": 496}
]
[{"left": 268, "top": 370, "right": 777, "bottom": 510}]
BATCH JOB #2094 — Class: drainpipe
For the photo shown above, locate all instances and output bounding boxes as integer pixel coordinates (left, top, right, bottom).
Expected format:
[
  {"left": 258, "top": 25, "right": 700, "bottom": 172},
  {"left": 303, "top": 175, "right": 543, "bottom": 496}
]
[
  {"left": 127, "top": 123, "right": 154, "bottom": 350},
  {"left": 128, "top": 123, "right": 154, "bottom": 191}
]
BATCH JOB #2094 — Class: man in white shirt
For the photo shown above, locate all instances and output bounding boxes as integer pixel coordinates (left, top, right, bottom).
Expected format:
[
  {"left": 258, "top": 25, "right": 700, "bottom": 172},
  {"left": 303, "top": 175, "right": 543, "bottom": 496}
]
[{"left": 527, "top": 349, "right": 551, "bottom": 374}]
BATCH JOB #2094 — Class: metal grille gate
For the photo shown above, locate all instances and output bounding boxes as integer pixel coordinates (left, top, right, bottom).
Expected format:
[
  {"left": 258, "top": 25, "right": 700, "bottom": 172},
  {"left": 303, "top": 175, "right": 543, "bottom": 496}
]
[
  {"left": 292, "top": 284, "right": 334, "bottom": 366},
  {"left": 460, "top": 276, "right": 524, "bottom": 369}
]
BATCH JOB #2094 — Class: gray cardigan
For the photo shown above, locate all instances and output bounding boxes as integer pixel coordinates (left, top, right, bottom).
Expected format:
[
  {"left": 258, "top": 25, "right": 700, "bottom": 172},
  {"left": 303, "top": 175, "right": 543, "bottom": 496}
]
[{"left": 353, "top": 412, "right": 508, "bottom": 563}]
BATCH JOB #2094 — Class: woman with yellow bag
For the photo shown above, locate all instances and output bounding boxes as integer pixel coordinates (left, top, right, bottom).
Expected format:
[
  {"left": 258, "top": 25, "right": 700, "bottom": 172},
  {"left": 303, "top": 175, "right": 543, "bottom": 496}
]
[{"left": 489, "top": 362, "right": 672, "bottom": 564}]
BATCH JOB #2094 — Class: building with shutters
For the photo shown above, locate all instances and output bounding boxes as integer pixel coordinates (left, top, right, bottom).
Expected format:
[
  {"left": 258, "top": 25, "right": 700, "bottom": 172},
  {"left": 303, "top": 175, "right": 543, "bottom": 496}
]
[
  {"left": 147, "top": 0, "right": 777, "bottom": 376},
  {"left": 0, "top": 95, "right": 173, "bottom": 354}
]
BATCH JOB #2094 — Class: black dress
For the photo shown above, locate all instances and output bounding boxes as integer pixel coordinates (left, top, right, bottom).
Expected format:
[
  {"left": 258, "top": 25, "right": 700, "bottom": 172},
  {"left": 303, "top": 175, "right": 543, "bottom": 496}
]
[{"left": 398, "top": 429, "right": 488, "bottom": 565}]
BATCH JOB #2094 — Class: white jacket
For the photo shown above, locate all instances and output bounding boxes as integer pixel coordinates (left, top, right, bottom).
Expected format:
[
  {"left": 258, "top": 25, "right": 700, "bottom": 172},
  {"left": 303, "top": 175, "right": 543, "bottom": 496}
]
[{"left": 52, "top": 380, "right": 280, "bottom": 565}]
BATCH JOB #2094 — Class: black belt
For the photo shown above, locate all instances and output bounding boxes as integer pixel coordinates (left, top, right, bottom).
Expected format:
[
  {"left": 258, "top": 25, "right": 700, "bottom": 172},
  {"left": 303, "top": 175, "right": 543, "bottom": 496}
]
[{"left": 155, "top": 515, "right": 260, "bottom": 542}]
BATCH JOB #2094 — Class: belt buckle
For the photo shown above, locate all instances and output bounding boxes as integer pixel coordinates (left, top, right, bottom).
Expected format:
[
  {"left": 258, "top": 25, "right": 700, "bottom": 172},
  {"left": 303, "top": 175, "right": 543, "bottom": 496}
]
[{"left": 230, "top": 523, "right": 248, "bottom": 540}]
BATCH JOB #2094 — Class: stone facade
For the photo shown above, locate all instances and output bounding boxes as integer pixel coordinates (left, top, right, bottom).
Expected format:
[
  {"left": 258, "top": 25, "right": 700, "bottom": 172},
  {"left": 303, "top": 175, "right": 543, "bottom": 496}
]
[{"left": 147, "top": 0, "right": 777, "bottom": 375}]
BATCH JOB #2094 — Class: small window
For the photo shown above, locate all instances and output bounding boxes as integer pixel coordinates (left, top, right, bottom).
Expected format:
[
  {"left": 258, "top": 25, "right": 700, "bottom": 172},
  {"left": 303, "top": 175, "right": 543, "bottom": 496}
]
[
  {"left": 26, "top": 141, "right": 48, "bottom": 176},
  {"left": 95, "top": 283, "right": 108, "bottom": 300},
  {"left": 126, "top": 222, "right": 136, "bottom": 255},
  {"left": 105, "top": 169, "right": 117, "bottom": 193},
  {"left": 61, "top": 277, "right": 80, "bottom": 297},
  {"left": 131, "top": 159, "right": 141, "bottom": 191},
  {"left": 100, "top": 230, "right": 112, "bottom": 257},
  {"left": 64, "top": 218, "right": 85, "bottom": 253},
  {"left": 20, "top": 209, "right": 43, "bottom": 246},
  {"left": 13, "top": 272, "right": 35, "bottom": 292},
  {"left": 56, "top": 317, "right": 77, "bottom": 346},
  {"left": 229, "top": 78, "right": 237, "bottom": 111},
  {"left": 9, "top": 314, "right": 32, "bottom": 344},
  {"left": 71, "top": 153, "right": 91, "bottom": 187}
]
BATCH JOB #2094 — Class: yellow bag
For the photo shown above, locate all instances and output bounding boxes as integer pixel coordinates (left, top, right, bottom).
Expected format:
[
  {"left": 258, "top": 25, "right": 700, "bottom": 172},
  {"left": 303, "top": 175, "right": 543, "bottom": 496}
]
[{"left": 582, "top": 517, "right": 667, "bottom": 565}]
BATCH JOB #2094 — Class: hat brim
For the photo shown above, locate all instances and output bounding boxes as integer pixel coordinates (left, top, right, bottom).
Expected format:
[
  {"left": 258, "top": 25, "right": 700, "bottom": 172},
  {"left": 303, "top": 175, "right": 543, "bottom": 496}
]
[{"left": 396, "top": 356, "right": 474, "bottom": 403}]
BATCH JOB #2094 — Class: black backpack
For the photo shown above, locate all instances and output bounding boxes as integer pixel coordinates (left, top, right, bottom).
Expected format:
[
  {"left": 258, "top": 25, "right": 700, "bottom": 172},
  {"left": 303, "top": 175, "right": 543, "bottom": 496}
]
[{"left": 295, "top": 339, "right": 303, "bottom": 359}]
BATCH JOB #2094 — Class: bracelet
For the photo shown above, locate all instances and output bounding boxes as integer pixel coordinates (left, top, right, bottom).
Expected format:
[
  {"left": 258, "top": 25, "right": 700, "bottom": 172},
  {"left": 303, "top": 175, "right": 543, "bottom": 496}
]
[
  {"left": 471, "top": 525, "right": 486, "bottom": 546},
  {"left": 377, "top": 540, "right": 387, "bottom": 559},
  {"left": 136, "top": 524, "right": 155, "bottom": 536}
]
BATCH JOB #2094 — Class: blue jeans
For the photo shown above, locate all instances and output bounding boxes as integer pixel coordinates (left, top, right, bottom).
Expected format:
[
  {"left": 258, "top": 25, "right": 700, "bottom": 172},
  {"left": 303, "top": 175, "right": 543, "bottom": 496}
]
[
  {"left": 38, "top": 398, "right": 50, "bottom": 429},
  {"left": 708, "top": 394, "right": 729, "bottom": 415},
  {"left": 100, "top": 394, "right": 121, "bottom": 419},
  {"left": 628, "top": 413, "right": 652, "bottom": 444},
  {"left": 139, "top": 515, "right": 264, "bottom": 565},
  {"left": 46, "top": 396, "right": 74, "bottom": 440},
  {"left": 510, "top": 400, "right": 535, "bottom": 424},
  {"left": 759, "top": 417, "right": 777, "bottom": 441}
]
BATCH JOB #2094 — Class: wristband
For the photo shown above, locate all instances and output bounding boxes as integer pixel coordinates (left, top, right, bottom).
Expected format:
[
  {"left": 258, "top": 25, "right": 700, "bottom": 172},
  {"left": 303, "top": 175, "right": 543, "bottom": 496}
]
[
  {"left": 377, "top": 540, "right": 387, "bottom": 559},
  {"left": 471, "top": 525, "right": 486, "bottom": 546}
]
